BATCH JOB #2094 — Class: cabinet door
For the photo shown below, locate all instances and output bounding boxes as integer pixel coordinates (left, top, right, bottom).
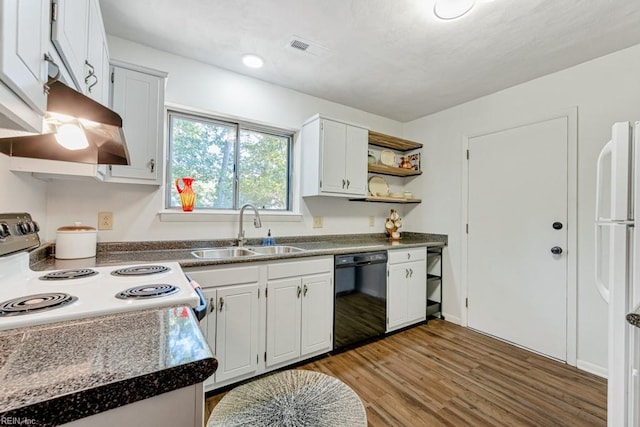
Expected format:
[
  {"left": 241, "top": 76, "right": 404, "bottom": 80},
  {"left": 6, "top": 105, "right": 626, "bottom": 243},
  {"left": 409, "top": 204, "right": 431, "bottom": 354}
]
[
  {"left": 0, "top": 0, "right": 48, "bottom": 114},
  {"left": 109, "top": 65, "right": 163, "bottom": 184},
  {"left": 51, "top": 0, "right": 89, "bottom": 90},
  {"left": 200, "top": 288, "right": 216, "bottom": 388},
  {"left": 406, "top": 260, "right": 427, "bottom": 324},
  {"left": 85, "top": 0, "right": 109, "bottom": 104},
  {"left": 320, "top": 119, "right": 348, "bottom": 194},
  {"left": 343, "top": 125, "right": 367, "bottom": 196},
  {"left": 266, "top": 277, "right": 301, "bottom": 367},
  {"left": 301, "top": 273, "right": 333, "bottom": 356},
  {"left": 387, "top": 263, "right": 408, "bottom": 331},
  {"left": 215, "top": 283, "right": 259, "bottom": 383}
]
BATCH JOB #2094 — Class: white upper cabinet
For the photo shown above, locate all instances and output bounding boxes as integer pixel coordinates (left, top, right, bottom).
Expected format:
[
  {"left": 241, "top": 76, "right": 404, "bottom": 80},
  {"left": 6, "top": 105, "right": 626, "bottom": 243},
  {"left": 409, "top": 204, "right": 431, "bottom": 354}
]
[
  {"left": 107, "top": 61, "right": 167, "bottom": 185},
  {"left": 51, "top": 0, "right": 109, "bottom": 105},
  {"left": 0, "top": 0, "right": 49, "bottom": 132},
  {"left": 301, "top": 114, "right": 368, "bottom": 198},
  {"left": 85, "top": 0, "right": 109, "bottom": 104},
  {"left": 50, "top": 0, "right": 89, "bottom": 91}
]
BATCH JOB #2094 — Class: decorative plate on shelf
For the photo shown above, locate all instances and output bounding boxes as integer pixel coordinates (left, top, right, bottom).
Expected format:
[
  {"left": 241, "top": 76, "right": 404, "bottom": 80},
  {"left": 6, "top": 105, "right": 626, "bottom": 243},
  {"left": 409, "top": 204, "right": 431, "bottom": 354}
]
[
  {"left": 368, "top": 176, "right": 389, "bottom": 197},
  {"left": 380, "top": 150, "right": 395, "bottom": 166}
]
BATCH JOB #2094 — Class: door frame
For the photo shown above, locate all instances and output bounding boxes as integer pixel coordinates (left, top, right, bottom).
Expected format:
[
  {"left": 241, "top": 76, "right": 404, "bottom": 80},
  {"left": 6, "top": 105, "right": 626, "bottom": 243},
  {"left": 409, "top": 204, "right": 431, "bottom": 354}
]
[{"left": 460, "top": 107, "right": 578, "bottom": 366}]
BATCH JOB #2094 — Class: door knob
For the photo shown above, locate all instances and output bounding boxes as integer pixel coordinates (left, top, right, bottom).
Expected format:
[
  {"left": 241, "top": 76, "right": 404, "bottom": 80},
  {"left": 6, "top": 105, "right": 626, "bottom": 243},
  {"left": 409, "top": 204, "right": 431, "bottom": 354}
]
[
  {"left": 550, "top": 246, "right": 563, "bottom": 255},
  {"left": 552, "top": 222, "right": 563, "bottom": 230}
]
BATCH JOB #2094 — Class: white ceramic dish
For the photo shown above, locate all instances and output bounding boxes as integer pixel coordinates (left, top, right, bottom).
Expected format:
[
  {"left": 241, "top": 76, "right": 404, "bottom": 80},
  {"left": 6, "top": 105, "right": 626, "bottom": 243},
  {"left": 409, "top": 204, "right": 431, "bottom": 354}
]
[
  {"left": 380, "top": 150, "right": 395, "bottom": 166},
  {"left": 368, "top": 176, "right": 389, "bottom": 196},
  {"left": 56, "top": 223, "right": 97, "bottom": 259}
]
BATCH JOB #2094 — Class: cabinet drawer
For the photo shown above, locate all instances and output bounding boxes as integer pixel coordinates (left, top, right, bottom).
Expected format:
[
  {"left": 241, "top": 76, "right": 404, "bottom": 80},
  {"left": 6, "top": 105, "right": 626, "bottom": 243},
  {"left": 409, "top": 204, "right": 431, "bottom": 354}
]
[
  {"left": 268, "top": 257, "right": 333, "bottom": 280},
  {"left": 388, "top": 247, "right": 426, "bottom": 264},
  {"left": 187, "top": 266, "right": 260, "bottom": 288}
]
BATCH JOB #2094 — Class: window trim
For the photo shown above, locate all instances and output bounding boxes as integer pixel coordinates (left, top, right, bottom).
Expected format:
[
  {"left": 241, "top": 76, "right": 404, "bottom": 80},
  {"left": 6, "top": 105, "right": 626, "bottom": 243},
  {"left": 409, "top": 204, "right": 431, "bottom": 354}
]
[{"left": 166, "top": 108, "right": 294, "bottom": 212}]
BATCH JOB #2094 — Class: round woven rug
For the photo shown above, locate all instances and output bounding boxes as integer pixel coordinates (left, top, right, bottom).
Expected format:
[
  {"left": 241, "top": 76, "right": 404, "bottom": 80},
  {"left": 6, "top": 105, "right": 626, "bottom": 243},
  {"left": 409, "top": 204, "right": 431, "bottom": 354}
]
[{"left": 208, "top": 369, "right": 367, "bottom": 427}]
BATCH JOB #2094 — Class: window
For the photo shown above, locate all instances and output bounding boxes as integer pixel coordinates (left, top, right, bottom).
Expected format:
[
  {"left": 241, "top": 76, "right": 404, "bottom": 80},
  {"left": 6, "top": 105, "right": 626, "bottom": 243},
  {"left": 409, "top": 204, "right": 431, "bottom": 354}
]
[{"left": 167, "top": 111, "right": 293, "bottom": 211}]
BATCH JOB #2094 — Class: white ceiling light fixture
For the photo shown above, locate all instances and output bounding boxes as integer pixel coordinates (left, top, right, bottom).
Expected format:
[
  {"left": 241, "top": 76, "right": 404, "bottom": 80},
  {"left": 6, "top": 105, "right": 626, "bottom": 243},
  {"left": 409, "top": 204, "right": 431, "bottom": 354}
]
[
  {"left": 434, "top": 0, "right": 476, "bottom": 20},
  {"left": 242, "top": 54, "right": 264, "bottom": 69}
]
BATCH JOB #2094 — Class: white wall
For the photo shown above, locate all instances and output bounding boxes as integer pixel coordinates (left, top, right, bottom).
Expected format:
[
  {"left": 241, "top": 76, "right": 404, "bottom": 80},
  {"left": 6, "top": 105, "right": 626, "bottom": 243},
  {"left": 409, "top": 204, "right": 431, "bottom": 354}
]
[
  {"left": 403, "top": 43, "right": 640, "bottom": 375},
  {"left": 44, "top": 36, "right": 407, "bottom": 243},
  {"left": 0, "top": 134, "right": 48, "bottom": 236}
]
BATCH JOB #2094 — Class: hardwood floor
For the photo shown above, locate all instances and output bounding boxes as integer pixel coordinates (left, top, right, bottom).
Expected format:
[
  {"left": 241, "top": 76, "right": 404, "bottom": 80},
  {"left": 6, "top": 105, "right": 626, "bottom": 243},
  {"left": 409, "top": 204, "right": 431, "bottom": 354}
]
[{"left": 205, "top": 320, "right": 607, "bottom": 426}]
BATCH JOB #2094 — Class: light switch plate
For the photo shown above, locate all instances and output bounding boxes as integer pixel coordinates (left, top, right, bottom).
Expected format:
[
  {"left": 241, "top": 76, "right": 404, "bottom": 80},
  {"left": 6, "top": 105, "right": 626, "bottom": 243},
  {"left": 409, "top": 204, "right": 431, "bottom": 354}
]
[{"left": 312, "top": 216, "right": 323, "bottom": 228}]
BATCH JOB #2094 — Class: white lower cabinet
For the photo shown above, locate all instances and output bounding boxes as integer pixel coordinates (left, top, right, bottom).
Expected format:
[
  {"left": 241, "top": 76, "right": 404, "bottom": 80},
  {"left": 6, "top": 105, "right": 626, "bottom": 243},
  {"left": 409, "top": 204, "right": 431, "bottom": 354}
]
[
  {"left": 265, "top": 257, "right": 333, "bottom": 368},
  {"left": 187, "top": 266, "right": 260, "bottom": 391},
  {"left": 387, "top": 248, "right": 427, "bottom": 332},
  {"left": 265, "top": 272, "right": 333, "bottom": 367},
  {"left": 187, "top": 256, "right": 333, "bottom": 392}
]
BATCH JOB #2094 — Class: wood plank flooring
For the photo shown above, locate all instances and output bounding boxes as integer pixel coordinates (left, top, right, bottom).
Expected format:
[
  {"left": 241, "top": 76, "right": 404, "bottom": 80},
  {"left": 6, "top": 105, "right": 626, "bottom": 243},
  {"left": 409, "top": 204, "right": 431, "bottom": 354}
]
[{"left": 205, "top": 320, "right": 607, "bottom": 426}]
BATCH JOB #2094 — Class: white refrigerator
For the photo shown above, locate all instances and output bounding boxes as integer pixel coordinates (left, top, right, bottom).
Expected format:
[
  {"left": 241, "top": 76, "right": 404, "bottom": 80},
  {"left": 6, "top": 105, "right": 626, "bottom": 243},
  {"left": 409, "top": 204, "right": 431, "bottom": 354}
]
[{"left": 595, "top": 121, "right": 640, "bottom": 426}]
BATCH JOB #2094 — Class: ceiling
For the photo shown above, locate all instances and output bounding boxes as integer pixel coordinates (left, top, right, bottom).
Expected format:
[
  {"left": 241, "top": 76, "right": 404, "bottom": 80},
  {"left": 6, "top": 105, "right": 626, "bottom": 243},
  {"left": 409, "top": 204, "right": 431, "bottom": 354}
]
[{"left": 100, "top": 0, "right": 640, "bottom": 122}]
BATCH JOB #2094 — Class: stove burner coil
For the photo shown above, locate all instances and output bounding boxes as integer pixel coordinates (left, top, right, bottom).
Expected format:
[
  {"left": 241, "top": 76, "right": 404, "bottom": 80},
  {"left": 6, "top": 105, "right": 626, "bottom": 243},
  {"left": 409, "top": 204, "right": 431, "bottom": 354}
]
[
  {"left": 115, "top": 284, "right": 179, "bottom": 300},
  {"left": 0, "top": 293, "right": 77, "bottom": 316},
  {"left": 111, "top": 265, "right": 170, "bottom": 276},
  {"left": 39, "top": 269, "right": 98, "bottom": 281}
]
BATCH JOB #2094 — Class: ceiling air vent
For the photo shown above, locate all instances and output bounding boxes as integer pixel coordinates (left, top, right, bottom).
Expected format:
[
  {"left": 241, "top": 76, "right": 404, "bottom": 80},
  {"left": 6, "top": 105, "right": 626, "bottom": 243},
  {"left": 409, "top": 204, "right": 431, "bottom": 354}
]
[
  {"left": 286, "top": 36, "right": 329, "bottom": 57},
  {"left": 289, "top": 39, "right": 310, "bottom": 52}
]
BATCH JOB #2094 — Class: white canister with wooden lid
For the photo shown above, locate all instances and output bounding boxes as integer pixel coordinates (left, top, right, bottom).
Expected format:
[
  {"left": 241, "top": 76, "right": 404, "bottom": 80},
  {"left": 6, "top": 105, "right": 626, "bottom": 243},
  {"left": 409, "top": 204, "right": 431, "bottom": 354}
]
[{"left": 55, "top": 222, "right": 97, "bottom": 259}]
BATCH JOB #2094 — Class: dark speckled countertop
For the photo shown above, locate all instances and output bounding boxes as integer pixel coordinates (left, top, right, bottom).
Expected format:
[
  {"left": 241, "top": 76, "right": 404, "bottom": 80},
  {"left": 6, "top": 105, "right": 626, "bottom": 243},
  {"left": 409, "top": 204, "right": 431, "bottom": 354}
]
[
  {"left": 29, "top": 232, "right": 447, "bottom": 271},
  {"left": 0, "top": 307, "right": 217, "bottom": 426}
]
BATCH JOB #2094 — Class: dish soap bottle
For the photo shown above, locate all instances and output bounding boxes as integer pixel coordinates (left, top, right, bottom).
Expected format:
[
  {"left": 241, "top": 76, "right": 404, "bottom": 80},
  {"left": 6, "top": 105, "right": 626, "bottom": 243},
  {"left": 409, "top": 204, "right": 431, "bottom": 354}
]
[{"left": 262, "top": 229, "right": 275, "bottom": 246}]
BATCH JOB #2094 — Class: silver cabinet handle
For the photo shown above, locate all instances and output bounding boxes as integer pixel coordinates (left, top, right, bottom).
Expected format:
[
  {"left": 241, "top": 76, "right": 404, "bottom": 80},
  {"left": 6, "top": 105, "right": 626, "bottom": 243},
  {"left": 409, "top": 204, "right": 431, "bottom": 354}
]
[
  {"left": 219, "top": 297, "right": 224, "bottom": 312},
  {"left": 346, "top": 179, "right": 350, "bottom": 188},
  {"left": 149, "top": 158, "right": 155, "bottom": 173},
  {"left": 297, "top": 285, "right": 302, "bottom": 298},
  {"left": 303, "top": 284, "right": 308, "bottom": 296},
  {"left": 342, "top": 179, "right": 346, "bottom": 189},
  {"left": 88, "top": 74, "right": 98, "bottom": 93},
  {"left": 84, "top": 60, "right": 95, "bottom": 84},
  {"left": 405, "top": 268, "right": 409, "bottom": 278},
  {"left": 409, "top": 268, "right": 413, "bottom": 277},
  {"left": 209, "top": 297, "right": 215, "bottom": 313},
  {"left": 407, "top": 253, "right": 411, "bottom": 260}
]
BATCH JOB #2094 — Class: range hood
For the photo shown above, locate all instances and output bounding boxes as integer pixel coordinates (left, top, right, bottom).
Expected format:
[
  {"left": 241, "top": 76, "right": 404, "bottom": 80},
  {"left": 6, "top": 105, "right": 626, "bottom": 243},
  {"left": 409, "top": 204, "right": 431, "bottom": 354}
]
[{"left": 0, "top": 80, "right": 130, "bottom": 165}]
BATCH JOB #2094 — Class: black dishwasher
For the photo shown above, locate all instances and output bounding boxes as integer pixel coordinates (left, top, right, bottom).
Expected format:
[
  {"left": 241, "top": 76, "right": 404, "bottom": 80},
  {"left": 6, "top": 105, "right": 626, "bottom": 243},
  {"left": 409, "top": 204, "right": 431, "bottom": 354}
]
[{"left": 334, "top": 251, "right": 387, "bottom": 351}]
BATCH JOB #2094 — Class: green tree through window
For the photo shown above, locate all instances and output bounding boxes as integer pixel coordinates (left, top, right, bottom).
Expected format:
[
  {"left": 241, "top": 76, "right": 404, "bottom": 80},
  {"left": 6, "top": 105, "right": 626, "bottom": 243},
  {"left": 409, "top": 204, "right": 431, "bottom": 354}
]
[{"left": 168, "top": 112, "right": 292, "bottom": 210}]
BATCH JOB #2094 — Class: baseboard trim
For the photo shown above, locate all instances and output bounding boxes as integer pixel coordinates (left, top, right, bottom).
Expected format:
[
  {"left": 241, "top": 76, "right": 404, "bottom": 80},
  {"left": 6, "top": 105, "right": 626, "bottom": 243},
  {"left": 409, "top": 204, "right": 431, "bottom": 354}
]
[
  {"left": 576, "top": 360, "right": 607, "bottom": 378},
  {"left": 441, "top": 313, "right": 461, "bottom": 325}
]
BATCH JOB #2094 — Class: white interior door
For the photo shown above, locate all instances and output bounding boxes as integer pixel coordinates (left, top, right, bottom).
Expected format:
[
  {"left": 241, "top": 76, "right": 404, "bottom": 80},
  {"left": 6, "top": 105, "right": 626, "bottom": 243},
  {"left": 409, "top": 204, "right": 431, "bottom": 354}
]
[{"left": 467, "top": 116, "right": 568, "bottom": 360}]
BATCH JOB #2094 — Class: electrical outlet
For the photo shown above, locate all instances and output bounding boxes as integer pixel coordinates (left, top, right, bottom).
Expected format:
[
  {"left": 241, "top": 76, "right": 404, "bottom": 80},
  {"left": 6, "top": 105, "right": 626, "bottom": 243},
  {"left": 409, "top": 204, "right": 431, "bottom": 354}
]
[
  {"left": 369, "top": 216, "right": 375, "bottom": 227},
  {"left": 98, "top": 212, "right": 113, "bottom": 230},
  {"left": 312, "top": 216, "right": 323, "bottom": 228}
]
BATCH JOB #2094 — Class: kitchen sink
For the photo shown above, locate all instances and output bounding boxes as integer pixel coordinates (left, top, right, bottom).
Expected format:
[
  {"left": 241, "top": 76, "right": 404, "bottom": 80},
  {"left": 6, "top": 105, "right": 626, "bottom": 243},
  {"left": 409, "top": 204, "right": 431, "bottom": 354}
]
[
  {"left": 246, "top": 245, "right": 306, "bottom": 255},
  {"left": 191, "top": 245, "right": 305, "bottom": 259},
  {"left": 191, "top": 247, "right": 257, "bottom": 259}
]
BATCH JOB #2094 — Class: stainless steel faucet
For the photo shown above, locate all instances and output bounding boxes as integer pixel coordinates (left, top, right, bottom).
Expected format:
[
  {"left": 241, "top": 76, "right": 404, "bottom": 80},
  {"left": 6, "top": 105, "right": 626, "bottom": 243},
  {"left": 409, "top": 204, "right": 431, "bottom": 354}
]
[{"left": 237, "top": 203, "right": 262, "bottom": 246}]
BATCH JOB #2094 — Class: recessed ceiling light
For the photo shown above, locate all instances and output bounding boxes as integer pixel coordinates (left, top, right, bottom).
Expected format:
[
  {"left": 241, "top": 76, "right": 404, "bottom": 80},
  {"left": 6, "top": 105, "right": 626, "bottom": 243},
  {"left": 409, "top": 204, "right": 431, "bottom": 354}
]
[
  {"left": 434, "top": 0, "right": 475, "bottom": 20},
  {"left": 242, "top": 54, "right": 264, "bottom": 69}
]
